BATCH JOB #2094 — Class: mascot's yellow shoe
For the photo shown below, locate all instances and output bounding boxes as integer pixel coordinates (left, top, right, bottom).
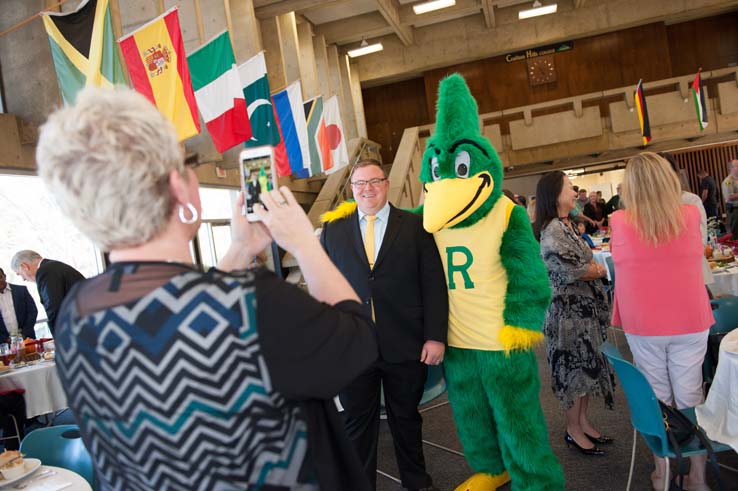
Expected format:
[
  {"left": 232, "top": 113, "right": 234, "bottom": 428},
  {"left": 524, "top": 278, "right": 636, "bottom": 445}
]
[{"left": 455, "top": 471, "right": 511, "bottom": 491}]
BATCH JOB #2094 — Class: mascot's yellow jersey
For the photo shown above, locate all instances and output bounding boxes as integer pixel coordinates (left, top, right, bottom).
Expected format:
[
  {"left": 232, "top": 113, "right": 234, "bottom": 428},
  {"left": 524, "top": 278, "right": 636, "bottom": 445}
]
[{"left": 433, "top": 195, "right": 515, "bottom": 351}]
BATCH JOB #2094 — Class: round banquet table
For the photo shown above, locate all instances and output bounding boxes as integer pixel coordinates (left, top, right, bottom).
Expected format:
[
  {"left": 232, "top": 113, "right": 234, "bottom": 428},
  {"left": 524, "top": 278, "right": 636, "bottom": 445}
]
[
  {"left": 0, "top": 465, "right": 91, "bottom": 490},
  {"left": 0, "top": 362, "right": 67, "bottom": 419},
  {"left": 696, "top": 328, "right": 738, "bottom": 452}
]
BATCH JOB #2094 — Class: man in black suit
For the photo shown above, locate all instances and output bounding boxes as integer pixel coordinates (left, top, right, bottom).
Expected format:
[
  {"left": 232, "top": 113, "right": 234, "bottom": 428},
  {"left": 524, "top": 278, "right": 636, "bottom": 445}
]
[
  {"left": 320, "top": 159, "right": 448, "bottom": 491},
  {"left": 11, "top": 251, "right": 84, "bottom": 335},
  {"left": 0, "top": 268, "right": 37, "bottom": 343}
]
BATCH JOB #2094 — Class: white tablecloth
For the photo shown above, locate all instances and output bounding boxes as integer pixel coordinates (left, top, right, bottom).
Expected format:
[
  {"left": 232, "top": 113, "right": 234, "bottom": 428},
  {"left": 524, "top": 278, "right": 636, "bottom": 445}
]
[
  {"left": 710, "top": 267, "right": 738, "bottom": 296},
  {"left": 592, "top": 250, "right": 612, "bottom": 281},
  {"left": 0, "top": 465, "right": 92, "bottom": 491},
  {"left": 696, "top": 328, "right": 738, "bottom": 452},
  {"left": 0, "top": 362, "right": 67, "bottom": 418}
]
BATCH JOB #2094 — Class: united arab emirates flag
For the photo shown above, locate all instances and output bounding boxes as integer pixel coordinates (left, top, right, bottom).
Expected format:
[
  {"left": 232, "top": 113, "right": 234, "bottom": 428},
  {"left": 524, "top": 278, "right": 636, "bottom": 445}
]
[
  {"left": 41, "top": 0, "right": 126, "bottom": 105},
  {"left": 187, "top": 31, "right": 251, "bottom": 153},
  {"left": 238, "top": 52, "right": 280, "bottom": 148}
]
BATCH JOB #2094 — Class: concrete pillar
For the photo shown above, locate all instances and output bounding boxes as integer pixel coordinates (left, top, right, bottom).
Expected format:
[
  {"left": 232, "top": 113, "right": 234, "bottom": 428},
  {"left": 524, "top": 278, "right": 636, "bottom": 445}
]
[
  {"left": 259, "top": 17, "right": 286, "bottom": 90},
  {"left": 339, "top": 54, "right": 358, "bottom": 140},
  {"left": 326, "top": 45, "right": 343, "bottom": 100},
  {"left": 313, "top": 34, "right": 331, "bottom": 98},
  {"left": 0, "top": 0, "right": 62, "bottom": 124},
  {"left": 349, "top": 61, "right": 368, "bottom": 139},
  {"left": 276, "top": 13, "right": 301, "bottom": 84},
  {"left": 296, "top": 21, "right": 320, "bottom": 99},
  {"left": 224, "top": 0, "right": 262, "bottom": 63}
]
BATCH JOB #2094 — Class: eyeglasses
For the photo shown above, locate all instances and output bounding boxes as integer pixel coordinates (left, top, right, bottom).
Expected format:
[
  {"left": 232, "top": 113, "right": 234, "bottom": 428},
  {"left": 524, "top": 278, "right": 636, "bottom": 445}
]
[{"left": 351, "top": 178, "right": 387, "bottom": 188}]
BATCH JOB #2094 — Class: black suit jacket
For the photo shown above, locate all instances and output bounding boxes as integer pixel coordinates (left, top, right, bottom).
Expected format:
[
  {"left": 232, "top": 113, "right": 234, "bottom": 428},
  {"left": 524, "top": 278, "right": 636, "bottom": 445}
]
[
  {"left": 0, "top": 284, "right": 38, "bottom": 341},
  {"left": 320, "top": 204, "right": 448, "bottom": 363},
  {"left": 36, "top": 259, "right": 85, "bottom": 333}
]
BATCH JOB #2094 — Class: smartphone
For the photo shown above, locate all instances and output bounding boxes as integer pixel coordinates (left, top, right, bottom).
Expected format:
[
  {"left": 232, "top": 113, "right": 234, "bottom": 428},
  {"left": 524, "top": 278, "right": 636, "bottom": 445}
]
[{"left": 239, "top": 146, "right": 273, "bottom": 221}]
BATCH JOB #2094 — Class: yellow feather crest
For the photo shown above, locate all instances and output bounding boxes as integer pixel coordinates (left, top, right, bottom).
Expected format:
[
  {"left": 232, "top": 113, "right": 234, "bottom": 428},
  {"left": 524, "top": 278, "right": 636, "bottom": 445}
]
[{"left": 320, "top": 201, "right": 358, "bottom": 223}]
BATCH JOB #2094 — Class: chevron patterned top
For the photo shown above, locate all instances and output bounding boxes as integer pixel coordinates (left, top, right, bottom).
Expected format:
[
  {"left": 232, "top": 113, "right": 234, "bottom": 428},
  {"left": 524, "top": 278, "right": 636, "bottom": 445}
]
[{"left": 55, "top": 262, "right": 320, "bottom": 491}]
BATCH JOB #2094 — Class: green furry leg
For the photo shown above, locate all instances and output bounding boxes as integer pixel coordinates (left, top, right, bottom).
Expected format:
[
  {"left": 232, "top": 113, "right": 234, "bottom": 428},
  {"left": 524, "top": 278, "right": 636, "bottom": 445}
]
[
  {"left": 446, "top": 347, "right": 565, "bottom": 491},
  {"left": 445, "top": 347, "right": 506, "bottom": 477}
]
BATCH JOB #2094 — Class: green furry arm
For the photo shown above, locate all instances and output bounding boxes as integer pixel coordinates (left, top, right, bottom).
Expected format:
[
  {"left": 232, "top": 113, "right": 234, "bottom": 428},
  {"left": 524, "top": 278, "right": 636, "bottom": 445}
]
[
  {"left": 499, "top": 205, "right": 552, "bottom": 350},
  {"left": 405, "top": 204, "right": 424, "bottom": 216}
]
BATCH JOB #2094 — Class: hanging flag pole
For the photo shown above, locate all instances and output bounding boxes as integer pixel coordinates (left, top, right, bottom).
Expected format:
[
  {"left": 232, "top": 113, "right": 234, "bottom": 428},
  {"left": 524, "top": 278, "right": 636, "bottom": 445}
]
[{"left": 0, "top": 0, "right": 73, "bottom": 38}]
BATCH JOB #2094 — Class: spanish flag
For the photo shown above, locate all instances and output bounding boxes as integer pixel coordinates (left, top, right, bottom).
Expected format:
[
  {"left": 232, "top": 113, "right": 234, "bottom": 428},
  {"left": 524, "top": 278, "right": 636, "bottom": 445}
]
[
  {"left": 634, "top": 79, "right": 652, "bottom": 146},
  {"left": 41, "top": 0, "right": 126, "bottom": 105},
  {"left": 119, "top": 7, "right": 199, "bottom": 141}
]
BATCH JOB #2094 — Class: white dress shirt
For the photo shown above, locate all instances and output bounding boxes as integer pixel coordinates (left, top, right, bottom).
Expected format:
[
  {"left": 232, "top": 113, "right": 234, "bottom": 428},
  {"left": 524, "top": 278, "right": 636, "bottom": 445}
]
[
  {"left": 358, "top": 201, "right": 390, "bottom": 264},
  {"left": 0, "top": 285, "right": 19, "bottom": 337}
]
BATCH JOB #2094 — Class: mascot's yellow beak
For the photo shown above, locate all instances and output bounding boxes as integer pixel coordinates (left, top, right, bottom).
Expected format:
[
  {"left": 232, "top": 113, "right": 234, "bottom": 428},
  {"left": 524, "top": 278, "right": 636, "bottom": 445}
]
[{"left": 423, "top": 171, "right": 494, "bottom": 233}]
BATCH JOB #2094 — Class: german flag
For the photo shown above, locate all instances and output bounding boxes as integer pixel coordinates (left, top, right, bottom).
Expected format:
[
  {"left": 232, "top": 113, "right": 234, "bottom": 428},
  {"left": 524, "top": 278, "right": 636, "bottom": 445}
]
[
  {"left": 634, "top": 79, "right": 652, "bottom": 146},
  {"left": 119, "top": 7, "right": 200, "bottom": 141},
  {"left": 41, "top": 0, "right": 126, "bottom": 105}
]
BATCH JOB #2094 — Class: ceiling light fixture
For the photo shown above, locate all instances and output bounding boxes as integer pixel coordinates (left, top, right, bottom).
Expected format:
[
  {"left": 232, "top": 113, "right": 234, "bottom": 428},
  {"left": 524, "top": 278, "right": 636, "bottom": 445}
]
[
  {"left": 413, "top": 0, "right": 456, "bottom": 15},
  {"left": 518, "top": 1, "right": 557, "bottom": 19},
  {"left": 348, "top": 41, "right": 384, "bottom": 58}
]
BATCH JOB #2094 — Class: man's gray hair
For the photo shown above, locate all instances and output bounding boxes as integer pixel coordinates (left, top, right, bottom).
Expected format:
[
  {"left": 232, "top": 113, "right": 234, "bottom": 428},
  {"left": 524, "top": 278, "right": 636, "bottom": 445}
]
[
  {"left": 36, "top": 86, "right": 184, "bottom": 251},
  {"left": 11, "top": 250, "right": 42, "bottom": 272}
]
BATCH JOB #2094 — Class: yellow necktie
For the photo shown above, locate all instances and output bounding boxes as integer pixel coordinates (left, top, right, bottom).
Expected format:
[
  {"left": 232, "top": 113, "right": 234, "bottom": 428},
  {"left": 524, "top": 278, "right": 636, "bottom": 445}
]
[{"left": 364, "top": 215, "right": 377, "bottom": 269}]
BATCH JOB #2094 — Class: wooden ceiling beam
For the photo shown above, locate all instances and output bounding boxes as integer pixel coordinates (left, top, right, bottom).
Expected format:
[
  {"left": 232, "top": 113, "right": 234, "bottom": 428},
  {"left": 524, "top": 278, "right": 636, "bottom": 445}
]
[{"left": 482, "top": 0, "right": 496, "bottom": 28}]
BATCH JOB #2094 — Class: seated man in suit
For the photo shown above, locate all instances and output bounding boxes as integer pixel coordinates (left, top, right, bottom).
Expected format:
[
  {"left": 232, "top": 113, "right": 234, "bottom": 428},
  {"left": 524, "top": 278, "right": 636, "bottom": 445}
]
[
  {"left": 320, "top": 159, "right": 448, "bottom": 491},
  {"left": 10, "top": 251, "right": 84, "bottom": 335},
  {"left": 0, "top": 268, "right": 37, "bottom": 343}
]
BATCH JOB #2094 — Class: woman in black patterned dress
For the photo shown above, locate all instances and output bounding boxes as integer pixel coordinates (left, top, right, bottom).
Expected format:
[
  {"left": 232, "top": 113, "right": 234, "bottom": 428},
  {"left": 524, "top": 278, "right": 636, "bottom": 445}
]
[{"left": 534, "top": 171, "right": 616, "bottom": 457}]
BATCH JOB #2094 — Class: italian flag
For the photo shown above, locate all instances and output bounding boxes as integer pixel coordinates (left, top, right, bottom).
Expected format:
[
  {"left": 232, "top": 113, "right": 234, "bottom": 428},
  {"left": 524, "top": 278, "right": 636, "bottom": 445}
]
[
  {"left": 187, "top": 31, "right": 252, "bottom": 152},
  {"left": 692, "top": 70, "right": 708, "bottom": 131}
]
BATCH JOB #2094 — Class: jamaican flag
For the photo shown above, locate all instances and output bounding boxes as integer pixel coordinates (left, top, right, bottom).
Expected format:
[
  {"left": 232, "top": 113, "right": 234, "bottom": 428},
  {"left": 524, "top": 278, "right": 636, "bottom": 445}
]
[{"left": 42, "top": 0, "right": 126, "bottom": 105}]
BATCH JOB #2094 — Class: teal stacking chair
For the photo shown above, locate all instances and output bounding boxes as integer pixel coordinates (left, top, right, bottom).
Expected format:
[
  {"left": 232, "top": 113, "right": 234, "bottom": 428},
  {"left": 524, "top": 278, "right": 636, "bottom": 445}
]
[
  {"left": 704, "top": 296, "right": 738, "bottom": 391},
  {"left": 600, "top": 342, "right": 731, "bottom": 491},
  {"left": 20, "top": 425, "right": 96, "bottom": 490}
]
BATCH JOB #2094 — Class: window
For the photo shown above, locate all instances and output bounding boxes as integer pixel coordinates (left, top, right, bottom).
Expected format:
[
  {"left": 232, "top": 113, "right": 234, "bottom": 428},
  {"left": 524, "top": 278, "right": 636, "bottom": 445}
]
[{"left": 0, "top": 174, "right": 104, "bottom": 338}]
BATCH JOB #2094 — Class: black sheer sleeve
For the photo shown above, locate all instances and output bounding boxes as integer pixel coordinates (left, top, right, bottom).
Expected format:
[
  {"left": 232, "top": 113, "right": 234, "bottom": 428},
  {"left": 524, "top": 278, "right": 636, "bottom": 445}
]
[{"left": 254, "top": 268, "right": 378, "bottom": 400}]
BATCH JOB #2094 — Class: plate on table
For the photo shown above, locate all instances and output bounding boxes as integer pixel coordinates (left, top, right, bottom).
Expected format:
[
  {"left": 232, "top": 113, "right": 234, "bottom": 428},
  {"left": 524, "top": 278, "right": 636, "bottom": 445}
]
[{"left": 0, "top": 458, "right": 42, "bottom": 488}]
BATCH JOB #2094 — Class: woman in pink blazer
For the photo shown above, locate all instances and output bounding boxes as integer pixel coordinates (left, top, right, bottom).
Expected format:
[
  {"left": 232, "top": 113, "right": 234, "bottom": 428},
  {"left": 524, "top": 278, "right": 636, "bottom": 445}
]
[{"left": 610, "top": 152, "right": 714, "bottom": 491}]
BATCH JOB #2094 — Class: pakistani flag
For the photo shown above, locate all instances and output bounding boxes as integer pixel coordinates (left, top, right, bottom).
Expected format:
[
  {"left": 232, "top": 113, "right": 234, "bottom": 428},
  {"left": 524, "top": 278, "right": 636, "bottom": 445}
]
[
  {"left": 41, "top": 0, "right": 126, "bottom": 105},
  {"left": 238, "top": 52, "right": 280, "bottom": 148}
]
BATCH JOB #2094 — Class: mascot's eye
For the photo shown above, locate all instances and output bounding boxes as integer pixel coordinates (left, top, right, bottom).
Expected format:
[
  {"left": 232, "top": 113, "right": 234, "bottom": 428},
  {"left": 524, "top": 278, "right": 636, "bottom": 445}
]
[
  {"left": 431, "top": 157, "right": 441, "bottom": 181},
  {"left": 455, "top": 151, "right": 471, "bottom": 178}
]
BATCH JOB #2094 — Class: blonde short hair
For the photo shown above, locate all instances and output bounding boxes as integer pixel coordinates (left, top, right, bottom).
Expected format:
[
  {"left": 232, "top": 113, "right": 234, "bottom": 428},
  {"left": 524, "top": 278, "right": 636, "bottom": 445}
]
[
  {"left": 621, "top": 152, "right": 684, "bottom": 245},
  {"left": 36, "top": 87, "right": 184, "bottom": 251}
]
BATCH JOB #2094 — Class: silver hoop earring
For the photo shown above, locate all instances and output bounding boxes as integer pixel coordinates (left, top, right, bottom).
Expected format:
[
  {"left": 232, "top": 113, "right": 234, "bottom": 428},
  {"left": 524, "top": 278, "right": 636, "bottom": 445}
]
[{"left": 178, "top": 203, "right": 198, "bottom": 225}]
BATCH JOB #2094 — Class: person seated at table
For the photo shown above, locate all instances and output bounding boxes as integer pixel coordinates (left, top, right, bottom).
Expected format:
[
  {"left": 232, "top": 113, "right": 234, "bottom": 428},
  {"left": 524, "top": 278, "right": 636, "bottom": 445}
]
[
  {"left": 34, "top": 87, "right": 378, "bottom": 491},
  {"left": 610, "top": 152, "right": 714, "bottom": 491},
  {"left": 577, "top": 222, "right": 596, "bottom": 248}
]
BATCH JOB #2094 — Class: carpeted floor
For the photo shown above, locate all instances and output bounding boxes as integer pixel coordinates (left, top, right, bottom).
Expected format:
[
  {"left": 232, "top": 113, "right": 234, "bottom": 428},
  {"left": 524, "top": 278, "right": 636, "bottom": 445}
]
[{"left": 376, "top": 328, "right": 738, "bottom": 491}]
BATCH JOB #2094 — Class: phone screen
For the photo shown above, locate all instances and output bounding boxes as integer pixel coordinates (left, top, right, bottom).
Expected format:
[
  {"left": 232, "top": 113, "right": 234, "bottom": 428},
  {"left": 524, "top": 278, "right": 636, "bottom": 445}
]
[{"left": 240, "top": 147, "right": 273, "bottom": 220}]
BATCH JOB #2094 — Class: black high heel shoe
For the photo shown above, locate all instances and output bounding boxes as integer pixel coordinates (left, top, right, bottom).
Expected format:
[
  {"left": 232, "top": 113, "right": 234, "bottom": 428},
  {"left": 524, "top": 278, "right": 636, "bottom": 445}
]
[
  {"left": 585, "top": 433, "right": 614, "bottom": 445},
  {"left": 564, "top": 433, "right": 605, "bottom": 456}
]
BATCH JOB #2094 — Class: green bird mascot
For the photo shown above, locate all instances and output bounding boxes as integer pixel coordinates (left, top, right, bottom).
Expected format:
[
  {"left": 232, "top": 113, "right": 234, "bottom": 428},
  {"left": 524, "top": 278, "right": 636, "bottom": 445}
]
[{"left": 420, "top": 74, "right": 564, "bottom": 491}]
